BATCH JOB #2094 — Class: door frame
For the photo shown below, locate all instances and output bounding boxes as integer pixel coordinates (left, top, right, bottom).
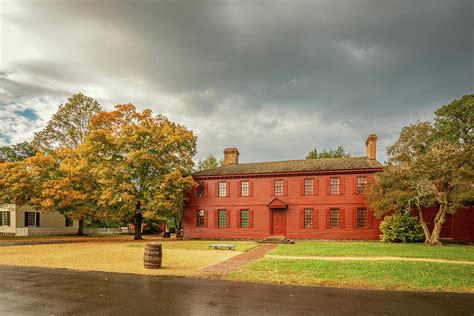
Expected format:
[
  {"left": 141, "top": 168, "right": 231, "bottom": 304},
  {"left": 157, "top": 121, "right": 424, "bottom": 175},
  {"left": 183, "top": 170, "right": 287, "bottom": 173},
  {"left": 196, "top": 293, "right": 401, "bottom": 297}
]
[{"left": 270, "top": 209, "right": 286, "bottom": 236}]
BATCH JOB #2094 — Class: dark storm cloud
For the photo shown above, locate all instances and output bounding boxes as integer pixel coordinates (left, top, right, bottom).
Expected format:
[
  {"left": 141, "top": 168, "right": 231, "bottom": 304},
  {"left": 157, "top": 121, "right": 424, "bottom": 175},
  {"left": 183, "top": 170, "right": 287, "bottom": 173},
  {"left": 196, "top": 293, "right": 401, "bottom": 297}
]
[{"left": 1, "top": 0, "right": 472, "bottom": 162}]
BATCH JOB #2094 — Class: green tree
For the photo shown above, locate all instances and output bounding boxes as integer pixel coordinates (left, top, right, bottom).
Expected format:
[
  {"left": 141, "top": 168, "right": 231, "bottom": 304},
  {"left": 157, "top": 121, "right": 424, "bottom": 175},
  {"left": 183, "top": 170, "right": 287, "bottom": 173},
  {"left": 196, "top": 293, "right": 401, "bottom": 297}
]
[
  {"left": 30, "top": 92, "right": 102, "bottom": 233},
  {"left": 197, "top": 154, "right": 223, "bottom": 171},
  {"left": 367, "top": 96, "right": 474, "bottom": 245},
  {"left": 0, "top": 141, "right": 36, "bottom": 162},
  {"left": 32, "top": 93, "right": 102, "bottom": 152},
  {"left": 306, "top": 146, "right": 350, "bottom": 159},
  {"left": 434, "top": 94, "right": 473, "bottom": 145},
  {"left": 82, "top": 104, "right": 196, "bottom": 240}
]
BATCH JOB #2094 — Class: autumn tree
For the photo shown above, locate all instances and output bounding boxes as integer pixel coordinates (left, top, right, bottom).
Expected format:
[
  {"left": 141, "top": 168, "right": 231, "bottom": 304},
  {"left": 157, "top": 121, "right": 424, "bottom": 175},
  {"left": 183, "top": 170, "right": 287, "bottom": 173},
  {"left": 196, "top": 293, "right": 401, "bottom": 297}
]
[
  {"left": 306, "top": 146, "right": 350, "bottom": 159},
  {"left": 0, "top": 142, "right": 36, "bottom": 162},
  {"left": 197, "top": 154, "right": 223, "bottom": 171},
  {"left": 367, "top": 95, "right": 474, "bottom": 245},
  {"left": 82, "top": 104, "right": 196, "bottom": 240}
]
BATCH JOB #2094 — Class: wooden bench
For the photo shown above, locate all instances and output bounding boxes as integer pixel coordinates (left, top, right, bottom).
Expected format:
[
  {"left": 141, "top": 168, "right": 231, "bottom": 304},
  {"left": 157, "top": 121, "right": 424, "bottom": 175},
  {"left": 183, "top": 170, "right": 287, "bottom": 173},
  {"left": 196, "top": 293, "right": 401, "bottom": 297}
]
[{"left": 208, "top": 243, "right": 236, "bottom": 250}]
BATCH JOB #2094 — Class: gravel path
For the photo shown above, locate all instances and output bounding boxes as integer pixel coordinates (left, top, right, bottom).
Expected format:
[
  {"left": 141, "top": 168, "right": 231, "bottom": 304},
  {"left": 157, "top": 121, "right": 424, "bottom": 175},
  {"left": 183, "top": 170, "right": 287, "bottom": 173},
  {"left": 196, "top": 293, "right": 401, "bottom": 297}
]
[
  {"left": 203, "top": 244, "right": 277, "bottom": 274},
  {"left": 265, "top": 254, "right": 474, "bottom": 265}
]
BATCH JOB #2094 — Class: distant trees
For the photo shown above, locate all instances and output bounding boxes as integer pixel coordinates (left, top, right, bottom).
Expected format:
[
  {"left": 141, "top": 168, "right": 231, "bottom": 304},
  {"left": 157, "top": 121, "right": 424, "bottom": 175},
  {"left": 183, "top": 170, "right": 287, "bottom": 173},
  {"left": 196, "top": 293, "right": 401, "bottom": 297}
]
[
  {"left": 0, "top": 142, "right": 36, "bottom": 163},
  {"left": 197, "top": 154, "right": 223, "bottom": 171},
  {"left": 367, "top": 94, "right": 473, "bottom": 245},
  {"left": 306, "top": 146, "right": 350, "bottom": 159}
]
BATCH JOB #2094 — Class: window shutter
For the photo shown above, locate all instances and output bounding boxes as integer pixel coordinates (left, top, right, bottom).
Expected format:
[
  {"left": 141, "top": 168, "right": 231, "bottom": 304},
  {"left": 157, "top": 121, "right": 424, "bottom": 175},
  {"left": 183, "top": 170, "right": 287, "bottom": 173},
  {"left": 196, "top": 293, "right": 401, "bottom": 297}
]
[
  {"left": 237, "top": 181, "right": 242, "bottom": 197},
  {"left": 314, "top": 179, "right": 319, "bottom": 196},
  {"left": 204, "top": 182, "right": 208, "bottom": 198},
  {"left": 353, "top": 177, "right": 358, "bottom": 195},
  {"left": 300, "top": 179, "right": 305, "bottom": 196},
  {"left": 226, "top": 181, "right": 230, "bottom": 197},
  {"left": 352, "top": 208, "right": 358, "bottom": 228},
  {"left": 270, "top": 181, "right": 275, "bottom": 196},
  {"left": 36, "top": 213, "right": 40, "bottom": 227},
  {"left": 214, "top": 210, "right": 218, "bottom": 228},
  {"left": 65, "top": 216, "right": 68, "bottom": 227},
  {"left": 325, "top": 209, "right": 330, "bottom": 228},
  {"left": 0, "top": 212, "right": 3, "bottom": 226},
  {"left": 204, "top": 210, "right": 208, "bottom": 228},
  {"left": 339, "top": 177, "right": 345, "bottom": 195},
  {"left": 24, "top": 212, "right": 29, "bottom": 226},
  {"left": 236, "top": 210, "right": 241, "bottom": 228},
  {"left": 367, "top": 209, "right": 373, "bottom": 229},
  {"left": 215, "top": 182, "right": 219, "bottom": 197},
  {"left": 283, "top": 180, "right": 288, "bottom": 196},
  {"left": 7, "top": 211, "right": 10, "bottom": 226},
  {"left": 339, "top": 209, "right": 345, "bottom": 229},
  {"left": 313, "top": 209, "right": 318, "bottom": 229},
  {"left": 326, "top": 178, "right": 331, "bottom": 195},
  {"left": 249, "top": 181, "right": 253, "bottom": 197},
  {"left": 226, "top": 209, "right": 231, "bottom": 228},
  {"left": 299, "top": 209, "right": 304, "bottom": 229},
  {"left": 248, "top": 209, "right": 253, "bottom": 228}
]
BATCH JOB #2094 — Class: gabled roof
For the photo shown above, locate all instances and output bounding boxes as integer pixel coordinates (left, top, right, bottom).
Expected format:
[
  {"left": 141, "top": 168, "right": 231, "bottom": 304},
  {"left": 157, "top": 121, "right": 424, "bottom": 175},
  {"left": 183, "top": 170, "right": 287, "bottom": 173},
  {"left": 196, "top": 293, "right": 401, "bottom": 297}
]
[
  {"left": 267, "top": 197, "right": 288, "bottom": 209},
  {"left": 193, "top": 157, "right": 383, "bottom": 177}
]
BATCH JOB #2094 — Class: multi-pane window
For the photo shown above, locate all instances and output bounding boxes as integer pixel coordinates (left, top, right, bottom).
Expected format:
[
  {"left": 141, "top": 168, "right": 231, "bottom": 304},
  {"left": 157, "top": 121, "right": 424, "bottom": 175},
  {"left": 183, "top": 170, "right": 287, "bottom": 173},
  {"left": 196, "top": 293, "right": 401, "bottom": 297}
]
[
  {"left": 304, "top": 179, "right": 314, "bottom": 195},
  {"left": 330, "top": 178, "right": 340, "bottom": 195},
  {"left": 357, "top": 208, "right": 367, "bottom": 228},
  {"left": 274, "top": 180, "right": 284, "bottom": 196},
  {"left": 65, "top": 216, "right": 74, "bottom": 227},
  {"left": 240, "top": 181, "right": 250, "bottom": 197},
  {"left": 1, "top": 211, "right": 10, "bottom": 226},
  {"left": 196, "top": 210, "right": 205, "bottom": 227},
  {"left": 218, "top": 209, "right": 227, "bottom": 228},
  {"left": 197, "top": 182, "right": 205, "bottom": 197},
  {"left": 330, "top": 208, "right": 340, "bottom": 228},
  {"left": 27, "top": 212, "right": 36, "bottom": 226},
  {"left": 240, "top": 209, "right": 249, "bottom": 228},
  {"left": 357, "top": 177, "right": 367, "bottom": 194},
  {"left": 304, "top": 208, "right": 313, "bottom": 228},
  {"left": 218, "top": 182, "right": 227, "bottom": 197}
]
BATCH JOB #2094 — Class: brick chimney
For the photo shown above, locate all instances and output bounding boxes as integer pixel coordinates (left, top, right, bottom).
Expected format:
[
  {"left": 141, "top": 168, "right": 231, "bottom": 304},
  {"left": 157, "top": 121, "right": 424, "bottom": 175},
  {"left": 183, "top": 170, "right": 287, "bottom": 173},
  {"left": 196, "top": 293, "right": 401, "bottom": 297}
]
[
  {"left": 223, "top": 148, "right": 239, "bottom": 165},
  {"left": 365, "top": 134, "right": 377, "bottom": 160}
]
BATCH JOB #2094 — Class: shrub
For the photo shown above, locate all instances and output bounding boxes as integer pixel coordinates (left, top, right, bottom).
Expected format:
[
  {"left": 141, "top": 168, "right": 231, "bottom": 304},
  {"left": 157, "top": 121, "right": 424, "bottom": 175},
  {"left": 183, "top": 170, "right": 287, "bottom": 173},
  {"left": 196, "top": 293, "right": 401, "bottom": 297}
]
[{"left": 379, "top": 213, "right": 424, "bottom": 243}]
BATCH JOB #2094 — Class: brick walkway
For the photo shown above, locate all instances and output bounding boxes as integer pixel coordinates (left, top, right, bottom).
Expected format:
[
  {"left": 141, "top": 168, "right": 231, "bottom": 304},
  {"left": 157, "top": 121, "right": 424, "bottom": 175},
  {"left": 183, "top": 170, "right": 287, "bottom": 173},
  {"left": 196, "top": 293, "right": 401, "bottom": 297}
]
[{"left": 203, "top": 244, "right": 277, "bottom": 274}]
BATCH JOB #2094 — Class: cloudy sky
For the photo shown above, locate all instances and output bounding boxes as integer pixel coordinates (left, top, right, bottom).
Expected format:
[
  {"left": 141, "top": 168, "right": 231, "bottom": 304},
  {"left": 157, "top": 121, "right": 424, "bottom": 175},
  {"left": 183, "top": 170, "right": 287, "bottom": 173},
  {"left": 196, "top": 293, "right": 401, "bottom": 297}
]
[{"left": 0, "top": 0, "right": 472, "bottom": 163}]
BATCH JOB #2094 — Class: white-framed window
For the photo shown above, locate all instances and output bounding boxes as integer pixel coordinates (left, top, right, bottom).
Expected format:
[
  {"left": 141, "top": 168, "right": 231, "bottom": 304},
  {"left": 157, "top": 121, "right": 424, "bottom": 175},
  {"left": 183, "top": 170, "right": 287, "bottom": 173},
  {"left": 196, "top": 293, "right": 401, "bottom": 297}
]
[
  {"left": 1, "top": 211, "right": 10, "bottom": 226},
  {"left": 357, "top": 177, "right": 367, "bottom": 194},
  {"left": 357, "top": 208, "right": 367, "bottom": 228},
  {"left": 274, "top": 180, "right": 284, "bottom": 196},
  {"left": 240, "top": 181, "right": 250, "bottom": 197},
  {"left": 240, "top": 209, "right": 249, "bottom": 228},
  {"left": 197, "top": 182, "right": 205, "bottom": 197},
  {"left": 65, "top": 216, "right": 74, "bottom": 227},
  {"left": 196, "top": 210, "right": 205, "bottom": 227},
  {"left": 304, "top": 179, "right": 314, "bottom": 195},
  {"left": 330, "top": 178, "right": 340, "bottom": 195},
  {"left": 27, "top": 212, "right": 36, "bottom": 227},
  {"left": 218, "top": 182, "right": 227, "bottom": 197},
  {"left": 330, "top": 208, "right": 340, "bottom": 228},
  {"left": 304, "top": 209, "right": 313, "bottom": 228}
]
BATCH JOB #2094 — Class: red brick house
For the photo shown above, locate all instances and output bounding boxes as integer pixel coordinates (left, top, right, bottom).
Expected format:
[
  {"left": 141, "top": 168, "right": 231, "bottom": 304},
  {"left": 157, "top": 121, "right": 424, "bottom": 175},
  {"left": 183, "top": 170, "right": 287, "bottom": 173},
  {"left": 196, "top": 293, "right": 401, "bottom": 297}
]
[{"left": 183, "top": 135, "right": 474, "bottom": 241}]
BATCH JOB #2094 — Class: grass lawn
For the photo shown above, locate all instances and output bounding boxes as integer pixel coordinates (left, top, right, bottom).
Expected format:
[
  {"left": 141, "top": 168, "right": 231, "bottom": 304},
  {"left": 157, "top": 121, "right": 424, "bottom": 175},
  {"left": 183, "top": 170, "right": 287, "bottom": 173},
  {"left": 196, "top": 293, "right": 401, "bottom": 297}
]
[
  {"left": 230, "top": 259, "right": 474, "bottom": 292},
  {"left": 270, "top": 241, "right": 474, "bottom": 261},
  {"left": 0, "top": 240, "right": 257, "bottom": 276}
]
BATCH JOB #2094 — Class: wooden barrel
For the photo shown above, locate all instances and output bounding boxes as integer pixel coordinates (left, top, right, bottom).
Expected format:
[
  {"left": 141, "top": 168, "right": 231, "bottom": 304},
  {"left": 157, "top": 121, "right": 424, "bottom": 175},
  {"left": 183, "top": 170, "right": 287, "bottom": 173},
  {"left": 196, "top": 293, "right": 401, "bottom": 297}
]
[{"left": 144, "top": 242, "right": 162, "bottom": 269}]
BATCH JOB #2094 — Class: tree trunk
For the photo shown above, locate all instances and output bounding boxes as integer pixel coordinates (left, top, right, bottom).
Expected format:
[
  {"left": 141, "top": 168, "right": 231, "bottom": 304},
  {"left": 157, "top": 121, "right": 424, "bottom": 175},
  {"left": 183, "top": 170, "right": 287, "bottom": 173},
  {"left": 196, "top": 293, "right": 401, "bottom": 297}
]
[
  {"left": 76, "top": 219, "right": 85, "bottom": 236},
  {"left": 426, "top": 205, "right": 446, "bottom": 246},
  {"left": 133, "top": 202, "right": 143, "bottom": 240},
  {"left": 417, "top": 207, "right": 431, "bottom": 243}
]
